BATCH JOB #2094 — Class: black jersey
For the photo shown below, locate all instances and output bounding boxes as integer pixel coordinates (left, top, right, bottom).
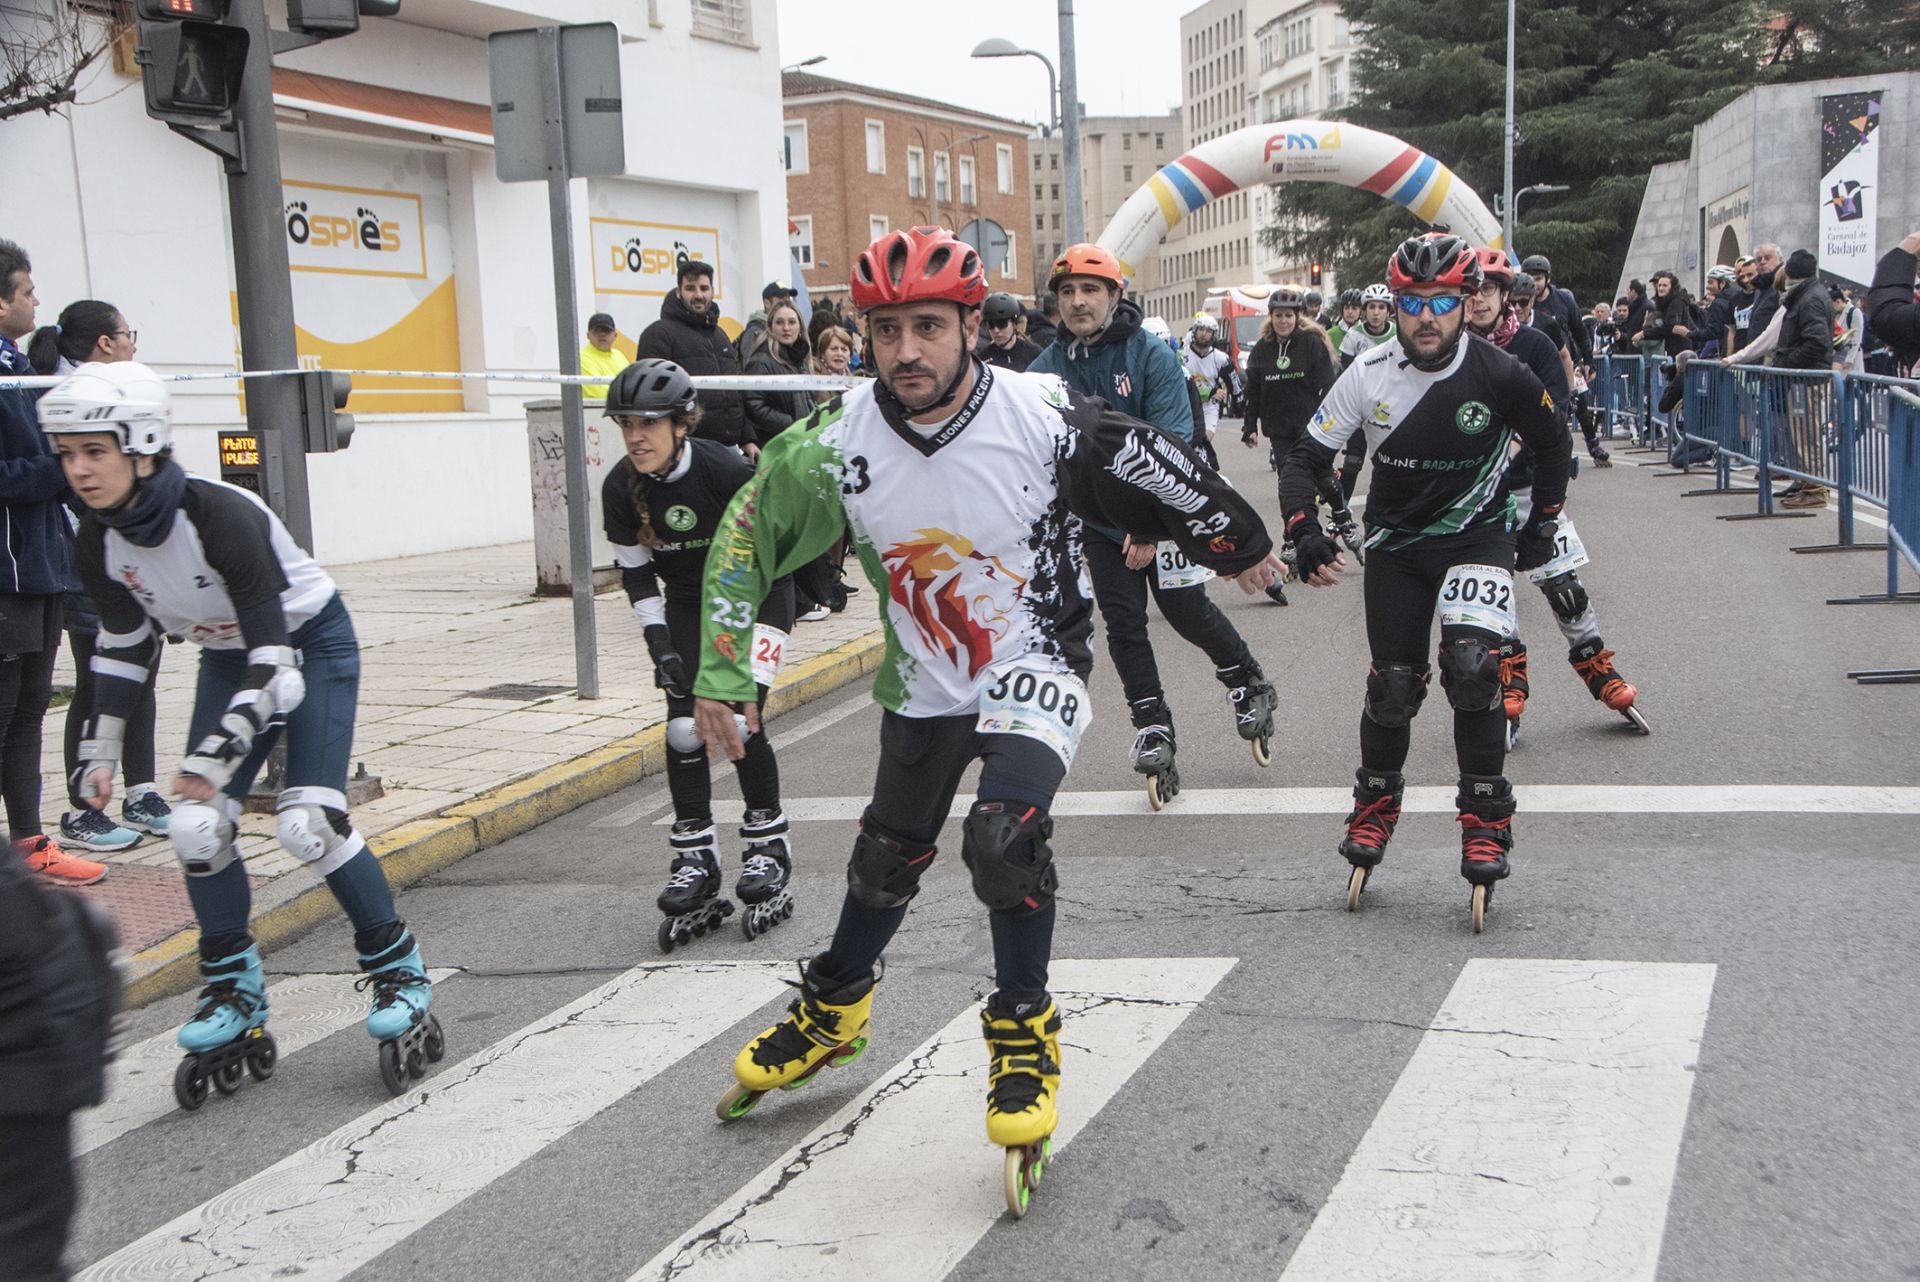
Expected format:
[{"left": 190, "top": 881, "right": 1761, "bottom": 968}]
[
  {"left": 1281, "top": 335, "right": 1568, "bottom": 551},
  {"left": 1474, "top": 327, "right": 1573, "bottom": 496},
  {"left": 603, "top": 437, "right": 756, "bottom": 615}
]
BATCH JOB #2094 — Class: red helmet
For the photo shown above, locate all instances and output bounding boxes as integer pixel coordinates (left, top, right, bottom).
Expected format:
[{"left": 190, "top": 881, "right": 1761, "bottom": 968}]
[
  {"left": 1388, "top": 232, "right": 1483, "bottom": 293},
  {"left": 1475, "top": 247, "right": 1514, "bottom": 288},
  {"left": 850, "top": 226, "right": 988, "bottom": 312},
  {"left": 1048, "top": 243, "right": 1127, "bottom": 293}
]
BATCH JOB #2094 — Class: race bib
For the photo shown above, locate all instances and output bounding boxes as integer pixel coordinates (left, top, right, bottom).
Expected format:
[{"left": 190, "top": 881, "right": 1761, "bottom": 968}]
[
  {"left": 1156, "top": 545, "right": 1216, "bottom": 590},
  {"left": 976, "top": 664, "right": 1091, "bottom": 769},
  {"left": 1524, "top": 516, "right": 1590, "bottom": 583},
  {"left": 750, "top": 623, "right": 788, "bottom": 688},
  {"left": 1436, "top": 563, "right": 1518, "bottom": 635}
]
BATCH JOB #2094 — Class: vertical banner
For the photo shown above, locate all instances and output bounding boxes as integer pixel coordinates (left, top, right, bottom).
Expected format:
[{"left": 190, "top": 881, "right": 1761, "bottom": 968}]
[{"left": 1818, "top": 91, "right": 1881, "bottom": 290}]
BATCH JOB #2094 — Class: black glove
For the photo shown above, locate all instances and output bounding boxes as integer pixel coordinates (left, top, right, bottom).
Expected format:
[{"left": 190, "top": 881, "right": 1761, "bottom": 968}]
[
  {"left": 1287, "top": 514, "right": 1342, "bottom": 580},
  {"left": 1241, "top": 428, "right": 1258, "bottom": 447},
  {"left": 643, "top": 623, "right": 691, "bottom": 699},
  {"left": 1515, "top": 514, "right": 1560, "bottom": 573}
]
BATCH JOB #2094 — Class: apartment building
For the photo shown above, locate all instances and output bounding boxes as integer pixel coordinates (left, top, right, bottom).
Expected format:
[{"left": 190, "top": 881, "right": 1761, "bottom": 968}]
[
  {"left": 1029, "top": 113, "right": 1183, "bottom": 307},
  {"left": 1250, "top": 0, "right": 1357, "bottom": 282}
]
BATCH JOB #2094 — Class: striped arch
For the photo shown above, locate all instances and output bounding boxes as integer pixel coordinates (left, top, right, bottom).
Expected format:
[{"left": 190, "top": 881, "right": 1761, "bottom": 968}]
[{"left": 1097, "top": 121, "right": 1502, "bottom": 284}]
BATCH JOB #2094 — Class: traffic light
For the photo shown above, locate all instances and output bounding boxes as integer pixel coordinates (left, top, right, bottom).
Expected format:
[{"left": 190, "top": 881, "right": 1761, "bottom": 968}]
[
  {"left": 135, "top": 0, "right": 247, "bottom": 125},
  {"left": 297, "top": 371, "right": 354, "bottom": 452},
  {"left": 1309, "top": 261, "right": 1324, "bottom": 286},
  {"left": 287, "top": 0, "right": 402, "bottom": 38}
]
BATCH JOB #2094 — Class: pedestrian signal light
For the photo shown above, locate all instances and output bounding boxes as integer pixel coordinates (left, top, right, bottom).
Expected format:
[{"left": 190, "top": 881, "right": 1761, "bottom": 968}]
[
  {"left": 135, "top": 15, "right": 247, "bottom": 124},
  {"left": 298, "top": 371, "right": 355, "bottom": 453},
  {"left": 136, "top": 0, "right": 231, "bottom": 18}
]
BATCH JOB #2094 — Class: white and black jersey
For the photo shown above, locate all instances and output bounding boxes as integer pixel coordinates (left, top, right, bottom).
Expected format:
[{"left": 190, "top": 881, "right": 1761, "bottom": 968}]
[{"left": 1283, "top": 336, "right": 1568, "bottom": 551}]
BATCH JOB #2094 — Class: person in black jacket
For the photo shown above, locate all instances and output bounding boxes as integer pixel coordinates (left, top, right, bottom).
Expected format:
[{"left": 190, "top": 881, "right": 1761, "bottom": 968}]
[
  {"left": 0, "top": 240, "right": 102, "bottom": 888},
  {"left": 977, "top": 292, "right": 1041, "bottom": 371},
  {"left": 742, "top": 297, "right": 813, "bottom": 451},
  {"left": 1770, "top": 249, "right": 1837, "bottom": 509},
  {"left": 635, "top": 261, "right": 747, "bottom": 448},
  {"left": 1242, "top": 287, "right": 1347, "bottom": 580},
  {"left": 1865, "top": 230, "right": 1920, "bottom": 366}
]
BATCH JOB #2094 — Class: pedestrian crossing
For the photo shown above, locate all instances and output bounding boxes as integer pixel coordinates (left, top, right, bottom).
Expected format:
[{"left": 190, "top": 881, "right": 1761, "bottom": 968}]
[{"left": 72, "top": 955, "right": 1719, "bottom": 1281}]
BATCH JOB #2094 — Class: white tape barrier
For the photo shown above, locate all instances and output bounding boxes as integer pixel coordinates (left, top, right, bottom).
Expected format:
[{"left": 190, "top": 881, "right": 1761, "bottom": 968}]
[{"left": 0, "top": 369, "right": 859, "bottom": 393}]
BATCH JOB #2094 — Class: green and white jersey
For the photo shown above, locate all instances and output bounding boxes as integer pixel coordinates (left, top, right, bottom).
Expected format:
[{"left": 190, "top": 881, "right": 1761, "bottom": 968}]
[{"left": 698, "top": 362, "right": 1277, "bottom": 717}]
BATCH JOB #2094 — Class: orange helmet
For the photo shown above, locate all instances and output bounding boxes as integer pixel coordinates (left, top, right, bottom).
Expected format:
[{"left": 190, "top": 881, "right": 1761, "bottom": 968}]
[
  {"left": 1048, "top": 243, "right": 1127, "bottom": 293},
  {"left": 851, "top": 226, "right": 988, "bottom": 312}
]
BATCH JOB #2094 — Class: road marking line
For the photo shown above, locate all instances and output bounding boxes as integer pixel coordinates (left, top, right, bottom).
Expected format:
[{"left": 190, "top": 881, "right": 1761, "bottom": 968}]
[
  {"left": 670, "top": 784, "right": 1920, "bottom": 825},
  {"left": 78, "top": 962, "right": 793, "bottom": 1282},
  {"left": 77, "top": 969, "right": 456, "bottom": 1159},
  {"left": 590, "top": 691, "right": 875, "bottom": 829},
  {"left": 633, "top": 956, "right": 1237, "bottom": 1281},
  {"left": 1279, "top": 959, "right": 1716, "bottom": 1282}
]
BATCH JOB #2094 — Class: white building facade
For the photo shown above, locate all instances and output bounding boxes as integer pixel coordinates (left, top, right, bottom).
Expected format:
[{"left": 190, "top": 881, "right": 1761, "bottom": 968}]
[
  {"left": 1249, "top": 0, "right": 1355, "bottom": 285},
  {"left": 2, "top": 0, "right": 789, "bottom": 564}
]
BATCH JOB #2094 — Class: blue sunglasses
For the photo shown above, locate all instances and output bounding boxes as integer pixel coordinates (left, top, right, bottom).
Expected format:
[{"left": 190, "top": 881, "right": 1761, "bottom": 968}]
[{"left": 1396, "top": 294, "right": 1465, "bottom": 317}]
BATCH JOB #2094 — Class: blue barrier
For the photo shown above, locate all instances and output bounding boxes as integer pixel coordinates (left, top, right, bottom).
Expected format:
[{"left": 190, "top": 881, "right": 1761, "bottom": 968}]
[
  {"left": 1594, "top": 354, "right": 1646, "bottom": 443},
  {"left": 1835, "top": 389, "right": 1920, "bottom": 681}
]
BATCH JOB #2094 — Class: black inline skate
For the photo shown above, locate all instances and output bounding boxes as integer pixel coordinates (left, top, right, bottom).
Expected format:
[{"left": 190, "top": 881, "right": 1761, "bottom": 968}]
[
  {"left": 735, "top": 808, "right": 795, "bottom": 941},
  {"left": 657, "top": 819, "right": 733, "bottom": 953}
]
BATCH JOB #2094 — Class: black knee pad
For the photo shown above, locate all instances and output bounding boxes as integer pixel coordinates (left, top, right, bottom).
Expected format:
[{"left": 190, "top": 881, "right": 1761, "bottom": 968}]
[
  {"left": 845, "top": 816, "right": 937, "bottom": 909},
  {"left": 960, "top": 801, "right": 1058, "bottom": 913},
  {"left": 1539, "top": 570, "right": 1589, "bottom": 624},
  {"left": 1363, "top": 662, "right": 1429, "bottom": 728},
  {"left": 1438, "top": 634, "right": 1503, "bottom": 713}
]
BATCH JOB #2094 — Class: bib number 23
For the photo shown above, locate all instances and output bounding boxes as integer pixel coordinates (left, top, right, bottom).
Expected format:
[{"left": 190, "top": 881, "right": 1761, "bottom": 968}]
[
  {"left": 1436, "top": 563, "right": 1517, "bottom": 635},
  {"left": 977, "top": 666, "right": 1091, "bottom": 769}
]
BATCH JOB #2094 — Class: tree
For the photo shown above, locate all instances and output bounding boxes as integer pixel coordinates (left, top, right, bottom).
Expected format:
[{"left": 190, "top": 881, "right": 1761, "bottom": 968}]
[
  {"left": 1263, "top": 0, "right": 1775, "bottom": 306},
  {"left": 1, "top": 1, "right": 116, "bottom": 123}
]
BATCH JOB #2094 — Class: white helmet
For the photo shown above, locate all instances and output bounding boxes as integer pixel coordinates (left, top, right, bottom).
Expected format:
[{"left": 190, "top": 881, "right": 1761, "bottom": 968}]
[
  {"left": 38, "top": 361, "right": 173, "bottom": 455},
  {"left": 1190, "top": 313, "right": 1218, "bottom": 334},
  {"left": 1360, "top": 283, "right": 1392, "bottom": 305},
  {"left": 1141, "top": 315, "right": 1172, "bottom": 340},
  {"left": 1707, "top": 264, "right": 1737, "bottom": 283}
]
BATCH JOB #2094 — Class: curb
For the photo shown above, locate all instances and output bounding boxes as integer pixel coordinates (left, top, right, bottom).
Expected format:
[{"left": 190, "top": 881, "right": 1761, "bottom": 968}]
[{"left": 125, "top": 630, "right": 885, "bottom": 1009}]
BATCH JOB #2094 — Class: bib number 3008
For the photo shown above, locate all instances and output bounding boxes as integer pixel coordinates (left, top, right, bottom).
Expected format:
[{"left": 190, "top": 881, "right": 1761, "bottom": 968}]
[
  {"left": 1156, "top": 546, "right": 1215, "bottom": 590},
  {"left": 976, "top": 665, "right": 1092, "bottom": 769},
  {"left": 1436, "top": 562, "right": 1517, "bottom": 635}
]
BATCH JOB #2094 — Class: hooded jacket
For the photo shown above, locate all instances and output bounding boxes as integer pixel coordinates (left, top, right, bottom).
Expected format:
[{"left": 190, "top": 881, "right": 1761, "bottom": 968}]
[
  {"left": 1026, "top": 297, "right": 1192, "bottom": 442},
  {"left": 1771, "top": 276, "right": 1836, "bottom": 371},
  {"left": 1242, "top": 323, "right": 1337, "bottom": 440},
  {"left": 0, "top": 339, "right": 77, "bottom": 597},
  {"left": 634, "top": 292, "right": 747, "bottom": 446},
  {"left": 1865, "top": 245, "right": 1919, "bottom": 365}
]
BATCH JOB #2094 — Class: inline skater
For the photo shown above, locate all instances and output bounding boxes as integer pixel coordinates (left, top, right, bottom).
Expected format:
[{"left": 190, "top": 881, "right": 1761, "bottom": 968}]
[
  {"left": 977, "top": 292, "right": 1041, "bottom": 372},
  {"left": 1182, "top": 314, "right": 1237, "bottom": 470},
  {"left": 41, "top": 362, "right": 442, "bottom": 1101},
  {"left": 1243, "top": 287, "right": 1357, "bottom": 578},
  {"left": 1333, "top": 282, "right": 1396, "bottom": 497},
  {"left": 601, "top": 359, "right": 798, "bottom": 951},
  {"left": 1326, "top": 289, "right": 1364, "bottom": 349},
  {"left": 1280, "top": 233, "right": 1570, "bottom": 932},
  {"left": 694, "top": 227, "right": 1281, "bottom": 1213},
  {"left": 1512, "top": 275, "right": 1605, "bottom": 468},
  {"left": 1031, "top": 245, "right": 1280, "bottom": 805}
]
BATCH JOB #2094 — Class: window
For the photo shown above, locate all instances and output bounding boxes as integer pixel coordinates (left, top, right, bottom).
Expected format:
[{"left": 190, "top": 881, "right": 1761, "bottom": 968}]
[
  {"left": 790, "top": 216, "right": 814, "bottom": 269},
  {"left": 1003, "top": 230, "right": 1017, "bottom": 279},
  {"left": 997, "top": 144, "right": 1014, "bottom": 194},
  {"left": 1036, "top": 214, "right": 1047, "bottom": 231},
  {"left": 1155, "top": 132, "right": 1165, "bottom": 148},
  {"left": 1034, "top": 183, "right": 1044, "bottom": 201},
  {"left": 1049, "top": 152, "right": 1058, "bottom": 170},
  {"left": 690, "top": 0, "right": 750, "bottom": 44},
  {"left": 869, "top": 215, "right": 889, "bottom": 242},
  {"left": 1123, "top": 165, "right": 1133, "bottom": 183},
  {"left": 1051, "top": 212, "right": 1060, "bottom": 229},
  {"left": 1033, "top": 153, "right": 1042, "bottom": 171},
  {"left": 1123, "top": 133, "right": 1132, "bottom": 151},
  {"left": 1050, "top": 183, "right": 1060, "bottom": 200},
  {"left": 865, "top": 120, "right": 885, "bottom": 173},
  {"left": 958, "top": 155, "right": 976, "bottom": 206},
  {"left": 934, "top": 152, "right": 950, "bottom": 203},
  {"left": 908, "top": 146, "right": 926, "bottom": 198},
  {"left": 782, "top": 120, "right": 809, "bottom": 174}
]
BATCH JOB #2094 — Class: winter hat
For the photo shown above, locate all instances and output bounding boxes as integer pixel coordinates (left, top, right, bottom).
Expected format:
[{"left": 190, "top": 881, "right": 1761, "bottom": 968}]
[{"left": 1785, "top": 249, "right": 1818, "bottom": 280}]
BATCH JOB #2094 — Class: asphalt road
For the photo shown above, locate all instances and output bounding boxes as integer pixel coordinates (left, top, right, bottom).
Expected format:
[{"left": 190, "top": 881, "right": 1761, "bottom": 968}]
[{"left": 71, "top": 426, "right": 1920, "bottom": 1282}]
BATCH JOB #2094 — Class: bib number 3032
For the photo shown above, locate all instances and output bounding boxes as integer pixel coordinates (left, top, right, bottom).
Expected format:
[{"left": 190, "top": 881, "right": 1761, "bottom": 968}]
[
  {"left": 1156, "top": 546, "right": 1215, "bottom": 590},
  {"left": 1436, "top": 562, "right": 1518, "bottom": 635},
  {"left": 976, "top": 665, "right": 1092, "bottom": 769},
  {"left": 1524, "top": 515, "right": 1590, "bottom": 583}
]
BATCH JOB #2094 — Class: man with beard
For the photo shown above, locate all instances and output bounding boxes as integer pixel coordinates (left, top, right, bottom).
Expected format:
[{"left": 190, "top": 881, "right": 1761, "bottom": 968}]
[{"left": 635, "top": 260, "right": 748, "bottom": 447}]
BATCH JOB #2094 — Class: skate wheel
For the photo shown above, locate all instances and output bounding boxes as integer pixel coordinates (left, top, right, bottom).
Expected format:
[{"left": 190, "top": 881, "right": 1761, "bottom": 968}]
[
  {"left": 691, "top": 919, "right": 709, "bottom": 938},
  {"left": 779, "top": 901, "right": 793, "bottom": 921},
  {"left": 213, "top": 1060, "right": 245, "bottom": 1095},
  {"left": 407, "top": 1048, "right": 425, "bottom": 1079},
  {"left": 741, "top": 910, "right": 759, "bottom": 941},
  {"left": 828, "top": 1035, "right": 868, "bottom": 1068},
  {"left": 245, "top": 1034, "right": 278, "bottom": 1082},
  {"left": 173, "top": 1058, "right": 208, "bottom": 1111},
  {"left": 717, "top": 900, "right": 735, "bottom": 919},
  {"left": 423, "top": 1015, "right": 446, "bottom": 1064},
  {"left": 656, "top": 918, "right": 676, "bottom": 955},
  {"left": 379, "top": 1040, "right": 409, "bottom": 1096},
  {"left": 1004, "top": 1142, "right": 1048, "bottom": 1218},
  {"left": 1624, "top": 705, "right": 1651, "bottom": 735},
  {"left": 1251, "top": 733, "right": 1271, "bottom": 768},
  {"left": 1470, "top": 883, "right": 1490, "bottom": 934},
  {"left": 1146, "top": 774, "right": 1166, "bottom": 812},
  {"left": 1345, "top": 865, "right": 1367, "bottom": 912},
  {"left": 716, "top": 1083, "right": 763, "bottom": 1122}
]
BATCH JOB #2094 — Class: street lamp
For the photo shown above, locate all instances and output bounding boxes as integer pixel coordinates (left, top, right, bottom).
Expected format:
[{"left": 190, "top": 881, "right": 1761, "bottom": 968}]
[
  {"left": 780, "top": 55, "right": 826, "bottom": 73},
  {"left": 1502, "top": 0, "right": 1515, "bottom": 248},
  {"left": 1496, "top": 183, "right": 1569, "bottom": 230},
  {"left": 973, "top": 5, "right": 1083, "bottom": 247}
]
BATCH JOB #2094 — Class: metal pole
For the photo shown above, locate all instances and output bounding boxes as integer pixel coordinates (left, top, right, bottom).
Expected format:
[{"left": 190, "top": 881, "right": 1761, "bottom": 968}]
[
  {"left": 540, "top": 25, "right": 599, "bottom": 700},
  {"left": 1058, "top": 0, "right": 1085, "bottom": 247},
  {"left": 1502, "top": 0, "right": 1516, "bottom": 249},
  {"left": 224, "top": 0, "right": 313, "bottom": 549}
]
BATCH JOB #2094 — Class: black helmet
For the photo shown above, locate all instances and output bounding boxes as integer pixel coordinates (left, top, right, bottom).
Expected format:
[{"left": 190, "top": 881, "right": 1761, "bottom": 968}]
[
  {"left": 1339, "top": 288, "right": 1363, "bottom": 308},
  {"left": 1509, "top": 273, "right": 1540, "bottom": 302},
  {"left": 605, "top": 358, "right": 696, "bottom": 420},
  {"left": 1303, "top": 289, "right": 1324, "bottom": 310},
  {"left": 1519, "top": 254, "right": 1552, "bottom": 278},
  {"left": 982, "top": 292, "right": 1024, "bottom": 326},
  {"left": 1268, "top": 285, "right": 1307, "bottom": 312}
]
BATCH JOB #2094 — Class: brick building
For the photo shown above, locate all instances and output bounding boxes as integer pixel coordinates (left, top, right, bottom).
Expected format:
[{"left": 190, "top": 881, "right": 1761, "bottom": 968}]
[{"left": 782, "top": 72, "right": 1034, "bottom": 309}]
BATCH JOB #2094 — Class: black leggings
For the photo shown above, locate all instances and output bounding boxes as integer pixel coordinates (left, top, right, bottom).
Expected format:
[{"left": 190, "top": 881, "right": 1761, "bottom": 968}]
[
  {"left": 63, "top": 629, "right": 161, "bottom": 809},
  {"left": 664, "top": 592, "right": 787, "bottom": 828},
  {"left": 1359, "top": 525, "right": 1513, "bottom": 780},
  {"left": 0, "top": 598, "right": 62, "bottom": 841},
  {"left": 822, "top": 711, "right": 1066, "bottom": 1005},
  {"left": 1083, "top": 535, "right": 1253, "bottom": 720}
]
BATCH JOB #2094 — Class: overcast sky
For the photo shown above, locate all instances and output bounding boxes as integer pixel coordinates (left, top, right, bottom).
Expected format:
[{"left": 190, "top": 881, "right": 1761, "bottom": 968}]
[{"left": 773, "top": 0, "right": 1186, "bottom": 128}]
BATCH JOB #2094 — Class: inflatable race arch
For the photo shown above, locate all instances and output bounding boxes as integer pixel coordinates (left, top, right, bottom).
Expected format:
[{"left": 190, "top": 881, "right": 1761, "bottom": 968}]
[{"left": 1096, "top": 120, "right": 1503, "bottom": 283}]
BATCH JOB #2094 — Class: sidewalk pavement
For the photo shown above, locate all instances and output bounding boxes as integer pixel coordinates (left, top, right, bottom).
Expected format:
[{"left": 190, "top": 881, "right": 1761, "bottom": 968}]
[{"left": 39, "top": 541, "right": 881, "bottom": 1003}]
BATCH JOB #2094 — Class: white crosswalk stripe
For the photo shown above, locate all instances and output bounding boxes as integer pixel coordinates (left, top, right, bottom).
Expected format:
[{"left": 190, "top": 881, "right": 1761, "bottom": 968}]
[
  {"left": 632, "top": 956, "right": 1237, "bottom": 1281},
  {"left": 78, "top": 962, "right": 792, "bottom": 1282},
  {"left": 78, "top": 969, "right": 457, "bottom": 1158}
]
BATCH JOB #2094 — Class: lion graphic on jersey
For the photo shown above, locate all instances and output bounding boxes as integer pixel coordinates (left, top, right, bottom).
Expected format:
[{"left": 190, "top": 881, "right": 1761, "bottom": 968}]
[{"left": 884, "top": 529, "right": 1028, "bottom": 678}]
